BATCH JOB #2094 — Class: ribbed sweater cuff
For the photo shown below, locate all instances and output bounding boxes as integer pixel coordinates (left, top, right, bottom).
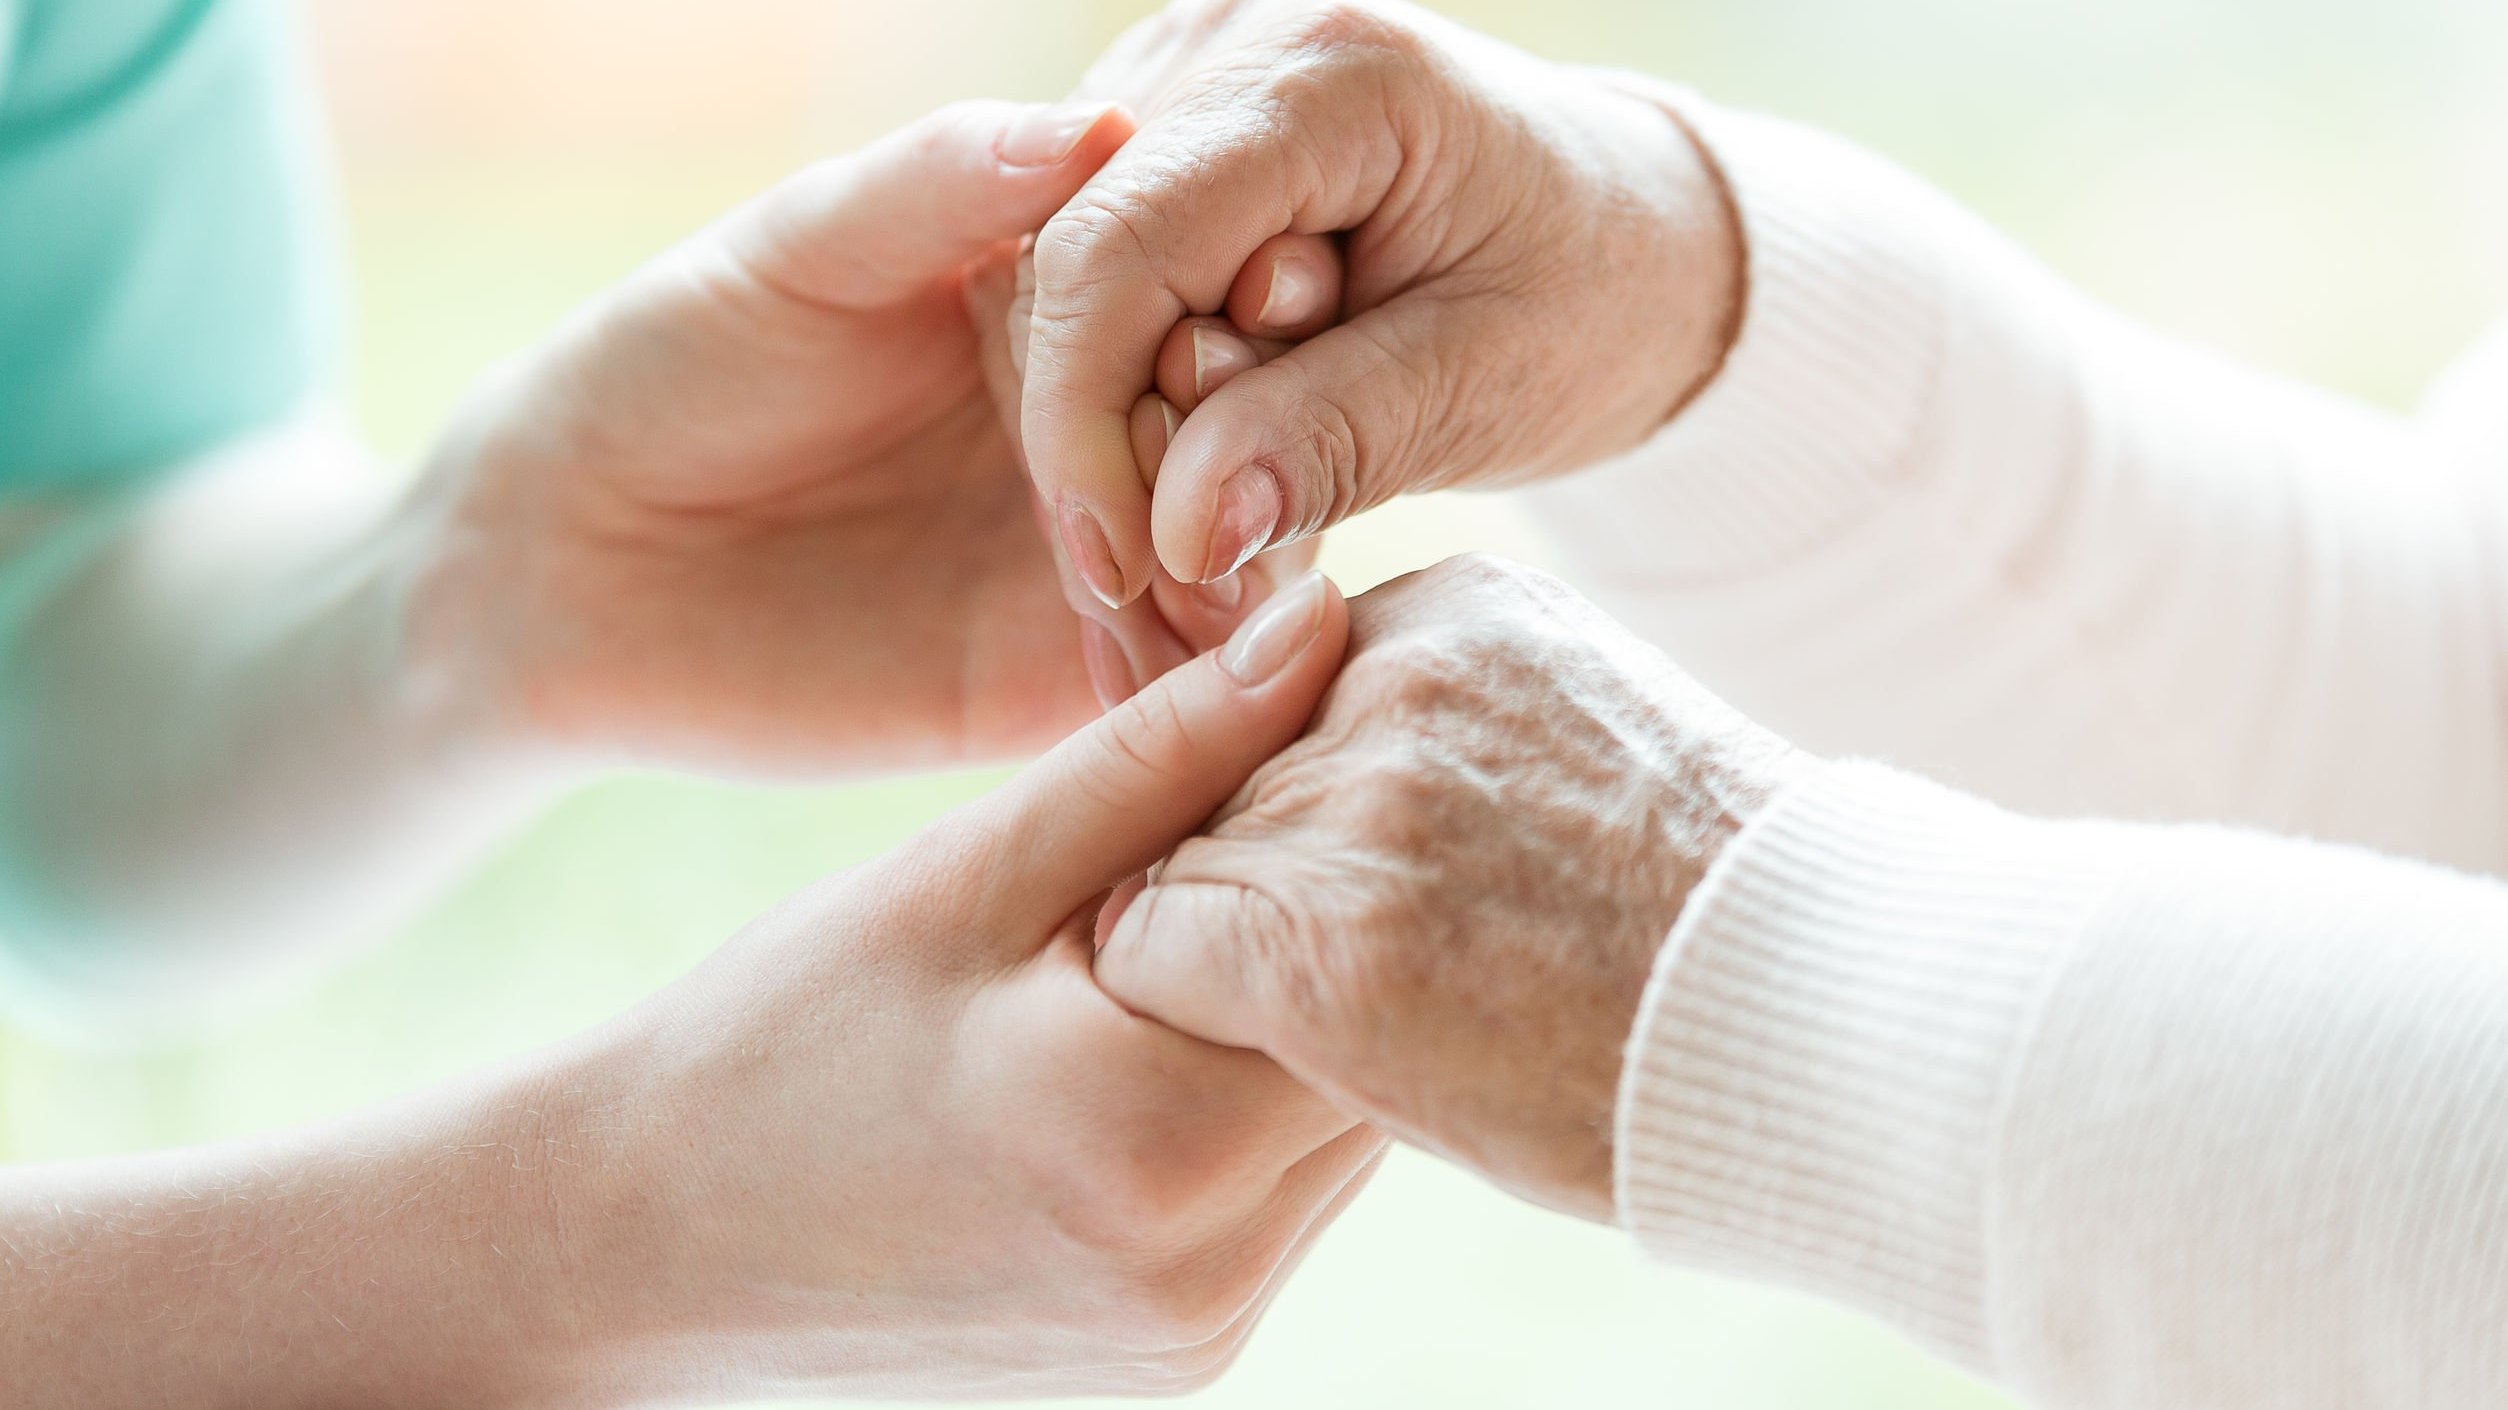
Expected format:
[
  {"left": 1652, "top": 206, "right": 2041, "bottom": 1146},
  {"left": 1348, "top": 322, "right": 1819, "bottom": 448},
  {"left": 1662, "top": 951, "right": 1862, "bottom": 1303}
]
[
  {"left": 1527, "top": 89, "right": 1948, "bottom": 582},
  {"left": 1614, "top": 762, "right": 2114, "bottom": 1372}
]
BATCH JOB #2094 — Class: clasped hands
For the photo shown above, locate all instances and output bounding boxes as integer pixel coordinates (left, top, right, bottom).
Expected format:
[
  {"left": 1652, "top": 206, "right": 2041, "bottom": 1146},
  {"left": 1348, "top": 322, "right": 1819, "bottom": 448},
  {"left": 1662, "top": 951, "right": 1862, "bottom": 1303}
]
[{"left": 395, "top": 0, "right": 1798, "bottom": 1397}]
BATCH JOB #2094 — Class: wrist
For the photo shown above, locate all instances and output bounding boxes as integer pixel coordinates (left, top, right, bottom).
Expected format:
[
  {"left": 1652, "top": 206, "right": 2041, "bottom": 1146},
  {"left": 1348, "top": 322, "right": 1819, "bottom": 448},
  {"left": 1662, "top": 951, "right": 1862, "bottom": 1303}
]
[
  {"left": 1584, "top": 70, "right": 1747, "bottom": 447},
  {"left": 1610, "top": 763, "right": 2104, "bottom": 1370},
  {"left": 0, "top": 1034, "right": 661, "bottom": 1410},
  {"left": 1560, "top": 727, "right": 1809, "bottom": 1215},
  {"left": 396, "top": 379, "right": 605, "bottom": 782},
  {"left": 493, "top": 1000, "right": 825, "bottom": 1408},
  {"left": 1650, "top": 724, "right": 1816, "bottom": 946},
  {"left": 419, "top": 1019, "right": 704, "bottom": 1408}
]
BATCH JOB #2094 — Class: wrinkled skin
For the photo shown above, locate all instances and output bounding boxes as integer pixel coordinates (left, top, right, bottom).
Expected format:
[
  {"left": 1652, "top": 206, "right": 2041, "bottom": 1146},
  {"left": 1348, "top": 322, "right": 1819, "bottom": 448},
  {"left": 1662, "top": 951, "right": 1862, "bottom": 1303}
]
[
  {"left": 1020, "top": 0, "right": 1745, "bottom": 597},
  {"left": 542, "top": 576, "right": 1381, "bottom": 1400},
  {"left": 1098, "top": 555, "right": 1805, "bottom": 1221}
]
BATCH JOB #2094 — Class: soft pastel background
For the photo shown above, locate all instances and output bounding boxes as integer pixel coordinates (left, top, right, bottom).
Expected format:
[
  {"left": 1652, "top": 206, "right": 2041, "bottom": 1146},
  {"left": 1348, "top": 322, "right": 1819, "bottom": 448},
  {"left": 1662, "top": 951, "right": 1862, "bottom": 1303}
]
[{"left": 7, "top": 1, "right": 2507, "bottom": 1406}]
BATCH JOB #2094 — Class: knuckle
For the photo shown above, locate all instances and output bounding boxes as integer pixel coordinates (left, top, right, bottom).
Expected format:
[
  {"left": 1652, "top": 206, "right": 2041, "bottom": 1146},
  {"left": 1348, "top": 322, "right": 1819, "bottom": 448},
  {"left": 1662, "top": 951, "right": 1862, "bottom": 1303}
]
[
  {"left": 1344, "top": 759, "right": 1449, "bottom": 845},
  {"left": 1278, "top": 1, "right": 1415, "bottom": 61},
  {"left": 1268, "top": 878, "right": 1395, "bottom": 1027},
  {"left": 1032, "top": 193, "right": 1161, "bottom": 300},
  {"left": 1320, "top": 891, "right": 1423, "bottom": 1015},
  {"left": 1343, "top": 624, "right": 1474, "bottom": 713},
  {"left": 1348, "top": 552, "right": 1571, "bottom": 651},
  {"left": 1283, "top": 391, "right": 1365, "bottom": 534},
  {"left": 1200, "top": 875, "right": 1343, "bottom": 1046},
  {"left": 1434, "top": 549, "right": 1562, "bottom": 600}
]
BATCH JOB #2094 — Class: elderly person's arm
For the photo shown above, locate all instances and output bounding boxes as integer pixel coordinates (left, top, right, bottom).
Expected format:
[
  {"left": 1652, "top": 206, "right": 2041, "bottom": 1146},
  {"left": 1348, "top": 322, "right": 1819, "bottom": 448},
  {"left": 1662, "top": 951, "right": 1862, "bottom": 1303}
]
[
  {"left": 1517, "top": 87, "right": 2508, "bottom": 871},
  {"left": 1021, "top": 0, "right": 2508, "bottom": 875},
  {"left": 1100, "top": 554, "right": 2508, "bottom": 1410},
  {"left": 4, "top": 578, "right": 1381, "bottom": 1408}
]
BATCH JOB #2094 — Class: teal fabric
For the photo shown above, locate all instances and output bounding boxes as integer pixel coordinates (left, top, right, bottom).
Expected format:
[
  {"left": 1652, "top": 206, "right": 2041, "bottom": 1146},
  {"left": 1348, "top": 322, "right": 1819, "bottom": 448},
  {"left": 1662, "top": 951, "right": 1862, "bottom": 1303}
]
[
  {"left": 0, "top": 0, "right": 334, "bottom": 974},
  {"left": 0, "top": 0, "right": 335, "bottom": 492}
]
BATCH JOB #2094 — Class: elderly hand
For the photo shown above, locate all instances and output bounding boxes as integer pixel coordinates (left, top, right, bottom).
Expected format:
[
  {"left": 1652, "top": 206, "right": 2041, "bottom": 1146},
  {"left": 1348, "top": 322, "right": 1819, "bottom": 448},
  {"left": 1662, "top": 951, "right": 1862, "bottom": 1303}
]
[
  {"left": 1094, "top": 555, "right": 1803, "bottom": 1221},
  {"left": 993, "top": 226, "right": 1346, "bottom": 702},
  {"left": 406, "top": 98, "right": 1293, "bottom": 776},
  {"left": 1018, "top": 0, "right": 1743, "bottom": 596}
]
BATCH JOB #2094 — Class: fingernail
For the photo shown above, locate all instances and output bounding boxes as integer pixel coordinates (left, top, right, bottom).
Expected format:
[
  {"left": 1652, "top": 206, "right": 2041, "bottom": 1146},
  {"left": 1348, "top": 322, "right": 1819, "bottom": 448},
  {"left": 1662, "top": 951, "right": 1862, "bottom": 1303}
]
[
  {"left": 1191, "top": 324, "right": 1259, "bottom": 399},
  {"left": 999, "top": 102, "right": 1113, "bottom": 167},
  {"left": 1219, "top": 571, "right": 1327, "bottom": 686},
  {"left": 1080, "top": 621, "right": 1136, "bottom": 706},
  {"left": 1201, "top": 466, "right": 1282, "bottom": 583},
  {"left": 1258, "top": 258, "right": 1324, "bottom": 329},
  {"left": 1058, "top": 500, "right": 1129, "bottom": 609},
  {"left": 1134, "top": 396, "right": 1181, "bottom": 480}
]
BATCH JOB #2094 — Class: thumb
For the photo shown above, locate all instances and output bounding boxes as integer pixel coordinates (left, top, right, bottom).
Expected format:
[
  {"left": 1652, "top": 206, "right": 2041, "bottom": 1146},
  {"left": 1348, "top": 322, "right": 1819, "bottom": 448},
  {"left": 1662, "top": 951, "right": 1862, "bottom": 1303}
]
[
  {"left": 1093, "top": 874, "right": 1288, "bottom": 1052},
  {"left": 1150, "top": 307, "right": 1457, "bottom": 585},
  {"left": 728, "top": 98, "right": 1135, "bottom": 309},
  {"left": 979, "top": 571, "right": 1346, "bottom": 919}
]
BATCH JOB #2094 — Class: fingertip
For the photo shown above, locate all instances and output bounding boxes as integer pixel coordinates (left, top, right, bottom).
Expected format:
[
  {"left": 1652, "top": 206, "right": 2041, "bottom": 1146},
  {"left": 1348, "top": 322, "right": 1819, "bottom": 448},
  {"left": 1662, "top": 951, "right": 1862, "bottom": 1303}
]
[
  {"left": 1079, "top": 619, "right": 1135, "bottom": 708},
  {"left": 1230, "top": 231, "right": 1343, "bottom": 338},
  {"left": 995, "top": 99, "right": 1134, "bottom": 171},
  {"left": 1215, "top": 568, "right": 1341, "bottom": 689},
  {"left": 1156, "top": 317, "right": 1293, "bottom": 413},
  {"left": 1151, "top": 439, "right": 1293, "bottom": 587},
  {"left": 1150, "top": 567, "right": 1246, "bottom": 653},
  {"left": 1151, "top": 540, "right": 1312, "bottom": 653},
  {"left": 1025, "top": 394, "right": 1162, "bottom": 607},
  {"left": 1055, "top": 493, "right": 1145, "bottom": 610},
  {"left": 1129, "top": 393, "right": 1180, "bottom": 490},
  {"left": 991, "top": 572, "right": 1334, "bottom": 914}
]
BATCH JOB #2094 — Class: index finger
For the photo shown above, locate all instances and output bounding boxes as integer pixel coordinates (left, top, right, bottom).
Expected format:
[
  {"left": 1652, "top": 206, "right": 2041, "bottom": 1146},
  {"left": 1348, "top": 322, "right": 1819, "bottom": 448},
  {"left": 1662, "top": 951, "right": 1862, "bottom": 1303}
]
[{"left": 1020, "top": 19, "right": 1409, "bottom": 602}]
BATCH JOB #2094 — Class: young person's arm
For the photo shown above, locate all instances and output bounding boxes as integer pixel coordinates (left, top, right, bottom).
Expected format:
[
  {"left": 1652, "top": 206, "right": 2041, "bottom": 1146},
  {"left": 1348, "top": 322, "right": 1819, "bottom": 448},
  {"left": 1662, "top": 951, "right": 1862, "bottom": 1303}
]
[
  {"left": 5, "top": 578, "right": 1381, "bottom": 1410},
  {"left": 0, "top": 90, "right": 1201, "bottom": 1013}
]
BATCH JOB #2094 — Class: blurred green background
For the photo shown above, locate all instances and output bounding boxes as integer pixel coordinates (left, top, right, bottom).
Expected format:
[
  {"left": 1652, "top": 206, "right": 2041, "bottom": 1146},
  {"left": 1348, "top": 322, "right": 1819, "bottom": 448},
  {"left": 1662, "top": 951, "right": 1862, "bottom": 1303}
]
[{"left": 6, "top": 0, "right": 2505, "bottom": 1405}]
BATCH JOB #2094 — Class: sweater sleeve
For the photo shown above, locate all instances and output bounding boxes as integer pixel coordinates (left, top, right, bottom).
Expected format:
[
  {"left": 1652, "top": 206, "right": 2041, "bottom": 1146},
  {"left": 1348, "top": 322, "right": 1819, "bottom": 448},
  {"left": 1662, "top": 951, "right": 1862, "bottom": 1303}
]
[
  {"left": 1617, "top": 760, "right": 2508, "bottom": 1407},
  {"left": 1522, "top": 90, "right": 2508, "bottom": 876}
]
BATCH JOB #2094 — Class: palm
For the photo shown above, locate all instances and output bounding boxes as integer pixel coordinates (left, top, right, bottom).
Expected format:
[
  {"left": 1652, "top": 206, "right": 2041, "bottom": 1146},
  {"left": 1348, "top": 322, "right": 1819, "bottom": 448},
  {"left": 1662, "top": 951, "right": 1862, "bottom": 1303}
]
[{"left": 466, "top": 246, "right": 1094, "bottom": 778}]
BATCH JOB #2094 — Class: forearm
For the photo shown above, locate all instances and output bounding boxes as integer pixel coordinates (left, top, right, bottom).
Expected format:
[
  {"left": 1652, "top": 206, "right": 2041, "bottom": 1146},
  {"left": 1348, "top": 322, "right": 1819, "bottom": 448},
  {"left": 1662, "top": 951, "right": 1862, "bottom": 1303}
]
[
  {"left": 0, "top": 1037, "right": 635, "bottom": 1410},
  {"left": 1621, "top": 762, "right": 2508, "bottom": 1405},
  {"left": 0, "top": 416, "right": 566, "bottom": 1012},
  {"left": 1525, "top": 90, "right": 2508, "bottom": 871}
]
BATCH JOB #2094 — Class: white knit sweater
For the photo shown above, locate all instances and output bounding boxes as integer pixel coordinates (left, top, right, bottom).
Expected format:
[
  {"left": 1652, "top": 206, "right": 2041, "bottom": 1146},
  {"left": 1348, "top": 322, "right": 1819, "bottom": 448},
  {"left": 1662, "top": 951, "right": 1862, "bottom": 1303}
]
[{"left": 1526, "top": 94, "right": 2508, "bottom": 1407}]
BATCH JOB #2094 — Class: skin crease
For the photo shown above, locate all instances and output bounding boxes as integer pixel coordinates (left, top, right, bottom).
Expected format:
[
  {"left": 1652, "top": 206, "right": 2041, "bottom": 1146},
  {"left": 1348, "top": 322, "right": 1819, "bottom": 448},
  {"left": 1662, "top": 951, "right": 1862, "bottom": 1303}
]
[
  {"left": 0, "top": 573, "right": 1383, "bottom": 1409},
  {"left": 1019, "top": 0, "right": 1745, "bottom": 595},
  {"left": 398, "top": 97, "right": 1209, "bottom": 779},
  {"left": 1, "top": 96, "right": 1425, "bottom": 1408},
  {"left": 999, "top": 228, "right": 1341, "bottom": 697},
  {"left": 558, "top": 583, "right": 1379, "bottom": 1402},
  {"left": 1097, "top": 555, "right": 1810, "bottom": 1223},
  {"left": 0, "top": 89, "right": 1370, "bottom": 989}
]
